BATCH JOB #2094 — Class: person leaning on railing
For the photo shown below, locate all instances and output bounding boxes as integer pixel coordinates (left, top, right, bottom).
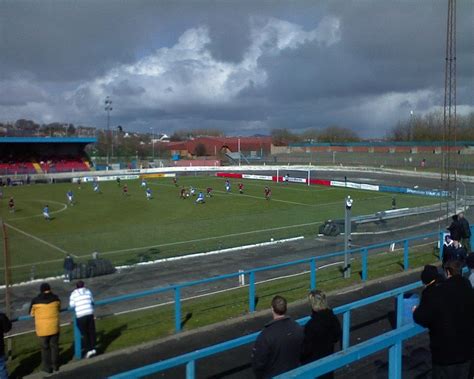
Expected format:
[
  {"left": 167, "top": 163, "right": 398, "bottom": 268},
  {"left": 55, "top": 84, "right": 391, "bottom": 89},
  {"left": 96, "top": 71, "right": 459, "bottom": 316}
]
[
  {"left": 413, "top": 260, "right": 474, "bottom": 379},
  {"left": 300, "top": 290, "right": 341, "bottom": 379},
  {"left": 251, "top": 296, "right": 304, "bottom": 379}
]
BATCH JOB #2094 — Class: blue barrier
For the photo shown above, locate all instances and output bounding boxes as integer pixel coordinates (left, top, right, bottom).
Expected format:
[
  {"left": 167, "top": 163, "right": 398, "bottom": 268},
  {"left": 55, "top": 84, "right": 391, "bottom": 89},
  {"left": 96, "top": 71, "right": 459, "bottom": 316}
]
[
  {"left": 16, "top": 226, "right": 462, "bottom": 360},
  {"left": 108, "top": 280, "right": 424, "bottom": 378},
  {"left": 274, "top": 323, "right": 426, "bottom": 379}
]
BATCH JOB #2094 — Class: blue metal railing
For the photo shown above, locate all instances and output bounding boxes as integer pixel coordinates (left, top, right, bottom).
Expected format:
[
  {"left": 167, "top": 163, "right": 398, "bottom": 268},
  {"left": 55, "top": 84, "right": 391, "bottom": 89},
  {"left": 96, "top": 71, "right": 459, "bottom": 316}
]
[
  {"left": 16, "top": 227, "right": 471, "bottom": 360},
  {"left": 275, "top": 323, "right": 426, "bottom": 379},
  {"left": 108, "top": 280, "right": 424, "bottom": 378}
]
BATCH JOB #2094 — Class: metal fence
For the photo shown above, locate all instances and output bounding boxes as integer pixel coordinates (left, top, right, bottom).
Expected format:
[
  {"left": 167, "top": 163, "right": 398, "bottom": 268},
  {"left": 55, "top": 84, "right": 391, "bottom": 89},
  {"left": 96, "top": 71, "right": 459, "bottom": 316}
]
[
  {"left": 14, "top": 229, "right": 459, "bottom": 361},
  {"left": 108, "top": 281, "right": 424, "bottom": 378},
  {"left": 275, "top": 323, "right": 425, "bottom": 379}
]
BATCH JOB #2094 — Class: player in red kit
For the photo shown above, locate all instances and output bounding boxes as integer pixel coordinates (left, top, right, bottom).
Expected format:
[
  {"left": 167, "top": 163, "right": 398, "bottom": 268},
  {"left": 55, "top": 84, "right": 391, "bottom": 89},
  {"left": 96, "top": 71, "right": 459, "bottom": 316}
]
[
  {"left": 238, "top": 183, "right": 244, "bottom": 194},
  {"left": 264, "top": 186, "right": 272, "bottom": 200},
  {"left": 8, "top": 197, "right": 15, "bottom": 213}
]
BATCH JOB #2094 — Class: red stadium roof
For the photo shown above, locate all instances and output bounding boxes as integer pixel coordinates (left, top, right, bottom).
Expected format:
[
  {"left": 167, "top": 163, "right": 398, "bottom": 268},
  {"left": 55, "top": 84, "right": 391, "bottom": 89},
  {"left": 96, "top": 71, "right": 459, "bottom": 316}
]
[{"left": 165, "top": 136, "right": 272, "bottom": 155}]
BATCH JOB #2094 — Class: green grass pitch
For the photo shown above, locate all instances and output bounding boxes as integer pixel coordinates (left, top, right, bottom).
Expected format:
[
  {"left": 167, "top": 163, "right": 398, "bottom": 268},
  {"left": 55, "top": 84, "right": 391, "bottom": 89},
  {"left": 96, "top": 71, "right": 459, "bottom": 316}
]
[{"left": 0, "top": 175, "right": 440, "bottom": 283}]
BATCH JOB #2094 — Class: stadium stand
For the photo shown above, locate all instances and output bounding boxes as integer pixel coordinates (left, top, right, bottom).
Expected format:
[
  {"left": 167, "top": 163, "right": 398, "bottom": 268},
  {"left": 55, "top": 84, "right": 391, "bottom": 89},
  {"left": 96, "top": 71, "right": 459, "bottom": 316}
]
[{"left": 0, "top": 137, "right": 95, "bottom": 176}]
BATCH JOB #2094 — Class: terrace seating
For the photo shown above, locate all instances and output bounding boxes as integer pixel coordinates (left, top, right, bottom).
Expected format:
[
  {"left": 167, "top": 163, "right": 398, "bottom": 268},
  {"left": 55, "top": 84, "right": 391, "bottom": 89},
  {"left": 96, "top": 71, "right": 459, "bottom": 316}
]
[
  {"left": 40, "top": 158, "right": 90, "bottom": 173},
  {"left": 0, "top": 162, "right": 36, "bottom": 175}
]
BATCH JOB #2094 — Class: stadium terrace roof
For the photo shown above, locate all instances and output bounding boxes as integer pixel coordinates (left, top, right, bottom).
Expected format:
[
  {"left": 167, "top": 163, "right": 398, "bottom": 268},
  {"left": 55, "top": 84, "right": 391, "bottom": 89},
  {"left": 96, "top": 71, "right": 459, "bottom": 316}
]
[
  {"left": 0, "top": 137, "right": 97, "bottom": 144},
  {"left": 289, "top": 141, "right": 474, "bottom": 147}
]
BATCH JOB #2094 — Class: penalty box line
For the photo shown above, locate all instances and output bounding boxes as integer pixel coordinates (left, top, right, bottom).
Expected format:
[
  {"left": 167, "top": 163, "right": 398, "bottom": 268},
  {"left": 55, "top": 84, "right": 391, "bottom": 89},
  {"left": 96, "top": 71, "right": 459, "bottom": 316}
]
[{"left": 4, "top": 223, "right": 75, "bottom": 258}]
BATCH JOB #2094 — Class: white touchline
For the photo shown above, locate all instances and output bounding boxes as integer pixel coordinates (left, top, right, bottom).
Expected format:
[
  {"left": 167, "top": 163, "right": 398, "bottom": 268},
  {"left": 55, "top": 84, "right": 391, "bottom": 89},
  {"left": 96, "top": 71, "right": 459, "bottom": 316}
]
[
  {"left": 99, "top": 222, "right": 323, "bottom": 255},
  {"left": 4, "top": 223, "right": 74, "bottom": 257}
]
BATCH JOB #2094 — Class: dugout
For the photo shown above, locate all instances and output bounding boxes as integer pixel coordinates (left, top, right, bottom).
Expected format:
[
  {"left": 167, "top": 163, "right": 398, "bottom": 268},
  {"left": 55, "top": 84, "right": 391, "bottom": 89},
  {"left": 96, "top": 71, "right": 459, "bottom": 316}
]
[{"left": 0, "top": 137, "right": 96, "bottom": 180}]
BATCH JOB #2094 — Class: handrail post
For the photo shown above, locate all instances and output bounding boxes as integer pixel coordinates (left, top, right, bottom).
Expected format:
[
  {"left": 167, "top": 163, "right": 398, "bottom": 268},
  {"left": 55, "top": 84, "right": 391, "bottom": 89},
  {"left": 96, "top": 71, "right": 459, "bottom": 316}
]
[
  {"left": 174, "top": 287, "right": 182, "bottom": 332},
  {"left": 403, "top": 240, "right": 409, "bottom": 271},
  {"left": 310, "top": 258, "right": 316, "bottom": 290},
  {"left": 342, "top": 311, "right": 351, "bottom": 349},
  {"left": 439, "top": 231, "right": 444, "bottom": 262},
  {"left": 361, "top": 248, "right": 368, "bottom": 282},
  {"left": 249, "top": 271, "right": 256, "bottom": 313},
  {"left": 73, "top": 313, "right": 82, "bottom": 359},
  {"left": 388, "top": 341, "right": 402, "bottom": 379},
  {"left": 186, "top": 360, "right": 195, "bottom": 379}
]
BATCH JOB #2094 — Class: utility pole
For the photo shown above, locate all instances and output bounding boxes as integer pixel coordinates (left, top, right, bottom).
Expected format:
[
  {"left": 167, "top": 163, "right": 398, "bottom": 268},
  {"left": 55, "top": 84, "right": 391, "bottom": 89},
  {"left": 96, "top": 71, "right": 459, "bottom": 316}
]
[
  {"left": 344, "top": 196, "right": 353, "bottom": 279},
  {"left": 442, "top": 0, "right": 457, "bottom": 220},
  {"left": 1, "top": 220, "right": 12, "bottom": 360},
  {"left": 104, "top": 96, "right": 113, "bottom": 166}
]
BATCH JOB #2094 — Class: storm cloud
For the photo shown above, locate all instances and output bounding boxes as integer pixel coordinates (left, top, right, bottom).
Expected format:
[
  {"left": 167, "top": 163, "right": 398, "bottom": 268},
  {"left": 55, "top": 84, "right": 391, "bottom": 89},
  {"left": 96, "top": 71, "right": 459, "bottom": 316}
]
[{"left": 0, "top": 0, "right": 472, "bottom": 137}]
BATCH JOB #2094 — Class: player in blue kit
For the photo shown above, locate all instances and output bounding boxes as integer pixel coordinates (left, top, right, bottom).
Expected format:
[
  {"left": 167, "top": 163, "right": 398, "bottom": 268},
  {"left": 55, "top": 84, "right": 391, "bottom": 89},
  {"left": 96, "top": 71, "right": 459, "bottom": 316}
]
[
  {"left": 196, "top": 191, "right": 205, "bottom": 204},
  {"left": 93, "top": 180, "right": 100, "bottom": 193},
  {"left": 67, "top": 190, "right": 74, "bottom": 206},
  {"left": 225, "top": 179, "right": 231, "bottom": 193},
  {"left": 141, "top": 178, "right": 147, "bottom": 188},
  {"left": 43, "top": 205, "right": 51, "bottom": 220},
  {"left": 146, "top": 188, "right": 152, "bottom": 200}
]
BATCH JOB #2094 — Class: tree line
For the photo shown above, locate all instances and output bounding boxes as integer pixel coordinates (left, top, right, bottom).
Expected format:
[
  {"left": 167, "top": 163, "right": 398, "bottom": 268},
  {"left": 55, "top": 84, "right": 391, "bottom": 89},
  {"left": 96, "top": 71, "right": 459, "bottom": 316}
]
[{"left": 386, "top": 111, "right": 474, "bottom": 141}]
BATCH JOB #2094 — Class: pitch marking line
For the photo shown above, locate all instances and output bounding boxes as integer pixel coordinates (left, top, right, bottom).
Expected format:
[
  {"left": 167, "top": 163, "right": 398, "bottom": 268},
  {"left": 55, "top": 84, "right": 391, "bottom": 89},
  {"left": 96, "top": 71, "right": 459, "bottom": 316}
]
[
  {"left": 4, "top": 223, "right": 74, "bottom": 257},
  {"left": 99, "top": 222, "right": 322, "bottom": 256},
  {"left": 150, "top": 181, "right": 390, "bottom": 208},
  {"left": 8, "top": 200, "right": 68, "bottom": 221}
]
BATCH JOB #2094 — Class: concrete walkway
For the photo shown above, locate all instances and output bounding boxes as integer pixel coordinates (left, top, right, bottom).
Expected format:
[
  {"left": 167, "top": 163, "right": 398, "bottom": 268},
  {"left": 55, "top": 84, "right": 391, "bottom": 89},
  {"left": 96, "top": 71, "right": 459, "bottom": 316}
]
[{"left": 24, "top": 268, "right": 432, "bottom": 379}]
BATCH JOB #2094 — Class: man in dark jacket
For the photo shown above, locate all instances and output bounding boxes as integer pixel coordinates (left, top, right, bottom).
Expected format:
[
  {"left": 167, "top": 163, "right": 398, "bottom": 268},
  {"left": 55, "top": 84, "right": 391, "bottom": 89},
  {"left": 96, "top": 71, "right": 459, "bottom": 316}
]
[
  {"left": 447, "top": 215, "right": 463, "bottom": 242},
  {"left": 251, "top": 296, "right": 304, "bottom": 378},
  {"left": 413, "top": 260, "right": 474, "bottom": 378},
  {"left": 0, "top": 312, "right": 12, "bottom": 379},
  {"left": 459, "top": 212, "right": 471, "bottom": 253},
  {"left": 442, "top": 239, "right": 467, "bottom": 267},
  {"left": 63, "top": 254, "right": 74, "bottom": 282},
  {"left": 301, "top": 290, "right": 341, "bottom": 379}
]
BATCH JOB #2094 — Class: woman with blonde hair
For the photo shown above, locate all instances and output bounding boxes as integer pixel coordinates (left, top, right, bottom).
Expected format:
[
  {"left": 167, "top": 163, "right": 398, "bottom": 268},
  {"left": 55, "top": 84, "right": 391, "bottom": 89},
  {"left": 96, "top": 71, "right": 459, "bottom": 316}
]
[{"left": 301, "top": 290, "right": 342, "bottom": 379}]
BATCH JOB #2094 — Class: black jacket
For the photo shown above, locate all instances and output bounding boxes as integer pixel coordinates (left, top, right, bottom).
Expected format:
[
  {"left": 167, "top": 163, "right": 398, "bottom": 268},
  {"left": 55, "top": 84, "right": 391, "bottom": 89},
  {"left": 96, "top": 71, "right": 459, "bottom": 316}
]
[
  {"left": 413, "top": 275, "right": 474, "bottom": 365},
  {"left": 448, "top": 220, "right": 463, "bottom": 241},
  {"left": 251, "top": 316, "right": 304, "bottom": 379},
  {"left": 442, "top": 244, "right": 467, "bottom": 265},
  {"left": 301, "top": 309, "right": 342, "bottom": 364},
  {"left": 0, "top": 313, "right": 12, "bottom": 357},
  {"left": 63, "top": 257, "right": 74, "bottom": 271}
]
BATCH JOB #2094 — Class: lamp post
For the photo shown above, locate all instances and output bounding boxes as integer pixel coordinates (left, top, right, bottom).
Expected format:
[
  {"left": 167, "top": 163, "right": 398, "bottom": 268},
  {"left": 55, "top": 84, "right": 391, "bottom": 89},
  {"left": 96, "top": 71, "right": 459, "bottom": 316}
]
[
  {"left": 238, "top": 137, "right": 241, "bottom": 166},
  {"left": 104, "top": 97, "right": 113, "bottom": 166},
  {"left": 344, "top": 195, "right": 353, "bottom": 279},
  {"left": 409, "top": 110, "right": 414, "bottom": 142},
  {"left": 150, "top": 127, "right": 155, "bottom": 160}
]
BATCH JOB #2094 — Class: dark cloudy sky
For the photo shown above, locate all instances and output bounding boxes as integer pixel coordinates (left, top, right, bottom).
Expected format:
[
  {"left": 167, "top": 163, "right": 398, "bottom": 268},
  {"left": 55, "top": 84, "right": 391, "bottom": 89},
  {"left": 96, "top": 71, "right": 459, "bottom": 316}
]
[{"left": 0, "top": 0, "right": 472, "bottom": 137}]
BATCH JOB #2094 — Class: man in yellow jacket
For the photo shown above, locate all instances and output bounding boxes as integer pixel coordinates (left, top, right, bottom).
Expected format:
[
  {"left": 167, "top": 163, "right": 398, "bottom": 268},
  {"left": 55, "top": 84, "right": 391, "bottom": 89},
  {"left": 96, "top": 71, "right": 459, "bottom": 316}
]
[{"left": 29, "top": 283, "right": 61, "bottom": 374}]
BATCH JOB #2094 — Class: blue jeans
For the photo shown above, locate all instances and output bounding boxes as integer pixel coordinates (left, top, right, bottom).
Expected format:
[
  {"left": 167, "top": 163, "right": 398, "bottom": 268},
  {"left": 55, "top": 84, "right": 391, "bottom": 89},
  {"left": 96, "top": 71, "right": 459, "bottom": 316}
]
[{"left": 0, "top": 355, "right": 8, "bottom": 379}]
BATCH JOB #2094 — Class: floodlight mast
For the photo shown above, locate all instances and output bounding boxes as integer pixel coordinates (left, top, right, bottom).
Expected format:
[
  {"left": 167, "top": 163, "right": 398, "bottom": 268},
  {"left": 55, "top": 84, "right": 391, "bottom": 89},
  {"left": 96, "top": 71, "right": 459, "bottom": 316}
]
[
  {"left": 104, "top": 96, "right": 113, "bottom": 166},
  {"left": 344, "top": 196, "right": 353, "bottom": 279}
]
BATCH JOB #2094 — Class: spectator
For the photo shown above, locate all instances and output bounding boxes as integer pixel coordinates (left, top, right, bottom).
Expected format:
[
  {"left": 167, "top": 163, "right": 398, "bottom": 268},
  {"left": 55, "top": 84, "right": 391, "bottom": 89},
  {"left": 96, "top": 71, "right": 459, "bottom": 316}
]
[
  {"left": 413, "top": 260, "right": 474, "bottom": 378},
  {"left": 301, "top": 290, "right": 341, "bottom": 379},
  {"left": 420, "top": 265, "right": 443, "bottom": 288},
  {"left": 69, "top": 281, "right": 97, "bottom": 358},
  {"left": 442, "top": 239, "right": 467, "bottom": 268},
  {"left": 458, "top": 212, "right": 471, "bottom": 253},
  {"left": 466, "top": 254, "right": 474, "bottom": 288},
  {"left": 0, "top": 311, "right": 11, "bottom": 379},
  {"left": 63, "top": 254, "right": 74, "bottom": 282},
  {"left": 29, "top": 283, "right": 61, "bottom": 374},
  {"left": 447, "top": 214, "right": 463, "bottom": 242},
  {"left": 251, "top": 296, "right": 304, "bottom": 378}
]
